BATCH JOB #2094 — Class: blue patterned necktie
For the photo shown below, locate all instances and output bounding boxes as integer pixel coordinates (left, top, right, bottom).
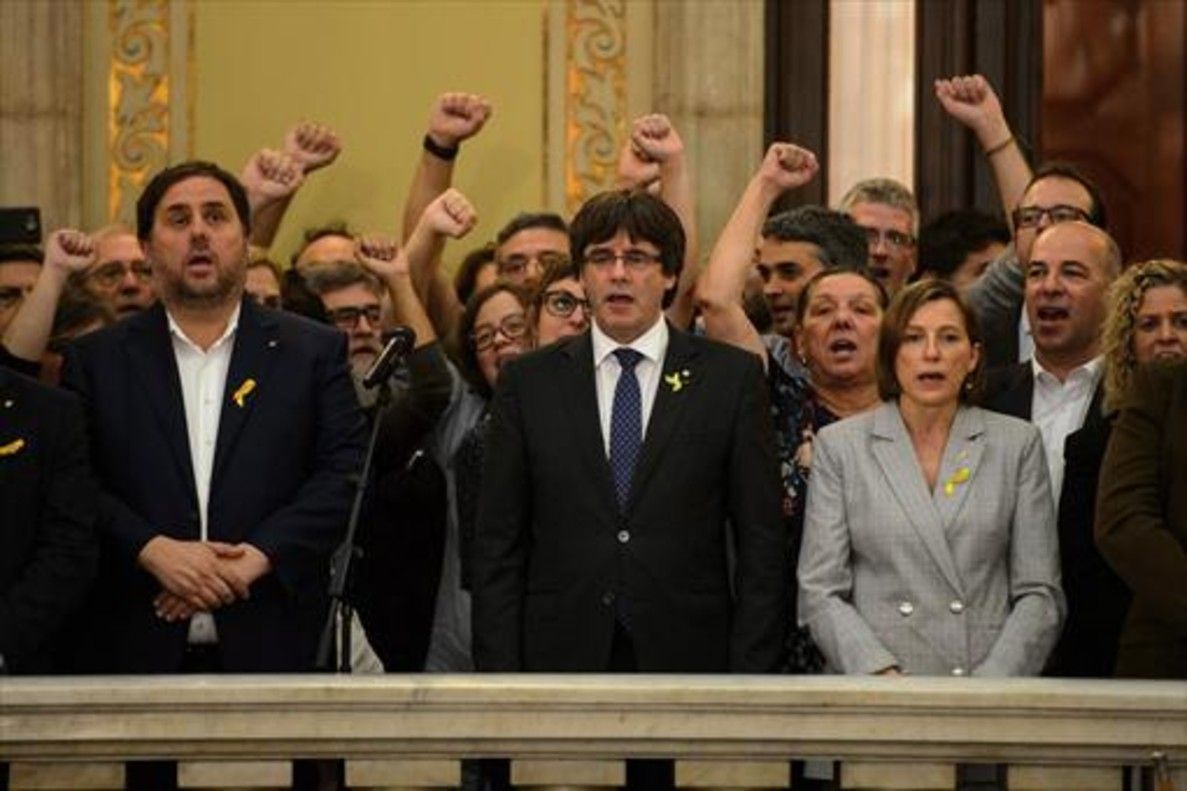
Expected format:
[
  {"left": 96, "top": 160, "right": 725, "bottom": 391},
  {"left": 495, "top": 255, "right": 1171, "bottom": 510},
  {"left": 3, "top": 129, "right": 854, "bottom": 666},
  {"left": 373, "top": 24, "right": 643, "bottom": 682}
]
[{"left": 609, "top": 348, "right": 644, "bottom": 509}]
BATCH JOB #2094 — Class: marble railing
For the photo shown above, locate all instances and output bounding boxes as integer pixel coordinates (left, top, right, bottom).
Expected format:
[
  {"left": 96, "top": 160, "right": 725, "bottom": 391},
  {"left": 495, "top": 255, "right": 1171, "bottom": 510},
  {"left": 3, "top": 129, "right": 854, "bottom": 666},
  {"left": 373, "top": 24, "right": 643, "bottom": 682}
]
[{"left": 2, "top": 674, "right": 1185, "bottom": 790}]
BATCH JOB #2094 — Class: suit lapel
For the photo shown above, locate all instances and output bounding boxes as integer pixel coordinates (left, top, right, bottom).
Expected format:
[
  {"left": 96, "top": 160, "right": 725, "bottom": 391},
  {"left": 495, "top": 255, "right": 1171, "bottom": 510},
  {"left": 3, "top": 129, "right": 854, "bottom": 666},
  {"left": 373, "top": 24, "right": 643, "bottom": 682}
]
[
  {"left": 870, "top": 403, "right": 965, "bottom": 596},
  {"left": 626, "top": 326, "right": 698, "bottom": 511},
  {"left": 934, "top": 406, "right": 986, "bottom": 533},
  {"left": 126, "top": 305, "right": 195, "bottom": 492},
  {"left": 991, "top": 363, "right": 1033, "bottom": 420},
  {"left": 211, "top": 300, "right": 279, "bottom": 490},
  {"left": 561, "top": 333, "right": 619, "bottom": 515}
]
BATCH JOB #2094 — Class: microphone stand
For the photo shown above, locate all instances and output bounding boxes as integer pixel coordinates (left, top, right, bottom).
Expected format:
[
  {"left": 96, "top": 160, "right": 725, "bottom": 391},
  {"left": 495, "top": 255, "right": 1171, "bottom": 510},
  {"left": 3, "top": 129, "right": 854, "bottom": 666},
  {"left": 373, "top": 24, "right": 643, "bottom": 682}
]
[{"left": 315, "top": 377, "right": 394, "bottom": 672}]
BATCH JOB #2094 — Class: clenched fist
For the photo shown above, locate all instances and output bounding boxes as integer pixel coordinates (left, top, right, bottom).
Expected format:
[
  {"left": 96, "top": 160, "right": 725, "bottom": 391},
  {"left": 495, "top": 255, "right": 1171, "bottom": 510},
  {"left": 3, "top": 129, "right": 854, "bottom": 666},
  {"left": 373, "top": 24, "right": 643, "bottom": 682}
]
[
  {"left": 934, "top": 74, "right": 1008, "bottom": 144},
  {"left": 241, "top": 149, "right": 305, "bottom": 203},
  {"left": 283, "top": 121, "right": 342, "bottom": 173},
  {"left": 630, "top": 113, "right": 684, "bottom": 164},
  {"left": 420, "top": 188, "right": 478, "bottom": 239},
  {"left": 44, "top": 229, "right": 97, "bottom": 274},
  {"left": 758, "top": 142, "right": 819, "bottom": 192},
  {"left": 427, "top": 93, "right": 492, "bottom": 149}
]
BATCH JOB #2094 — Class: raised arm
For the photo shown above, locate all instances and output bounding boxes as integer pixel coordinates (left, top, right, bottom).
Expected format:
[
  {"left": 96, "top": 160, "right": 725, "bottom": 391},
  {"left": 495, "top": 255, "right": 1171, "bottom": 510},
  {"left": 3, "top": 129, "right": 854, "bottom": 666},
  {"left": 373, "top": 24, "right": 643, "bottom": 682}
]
[
  {"left": 404, "top": 188, "right": 478, "bottom": 338},
  {"left": 246, "top": 121, "right": 342, "bottom": 249},
  {"left": 934, "top": 75, "right": 1032, "bottom": 228},
  {"left": 354, "top": 235, "right": 435, "bottom": 348},
  {"left": 2, "top": 230, "right": 95, "bottom": 363},
  {"left": 698, "top": 143, "right": 818, "bottom": 361},
  {"left": 400, "top": 92, "right": 491, "bottom": 241},
  {"left": 622, "top": 114, "right": 699, "bottom": 330},
  {"left": 241, "top": 148, "right": 305, "bottom": 250}
]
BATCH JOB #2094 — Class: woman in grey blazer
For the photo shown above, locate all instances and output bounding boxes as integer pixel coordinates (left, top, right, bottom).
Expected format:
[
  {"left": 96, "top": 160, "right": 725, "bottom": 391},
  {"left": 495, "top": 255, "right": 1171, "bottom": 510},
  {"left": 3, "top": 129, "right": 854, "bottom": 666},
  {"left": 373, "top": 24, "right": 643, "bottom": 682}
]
[{"left": 798, "top": 280, "right": 1064, "bottom": 677}]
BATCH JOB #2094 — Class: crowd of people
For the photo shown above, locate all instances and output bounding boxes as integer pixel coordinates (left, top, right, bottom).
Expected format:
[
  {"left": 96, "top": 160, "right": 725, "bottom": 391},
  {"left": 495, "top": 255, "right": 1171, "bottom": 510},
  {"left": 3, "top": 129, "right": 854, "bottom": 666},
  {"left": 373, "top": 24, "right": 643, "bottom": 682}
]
[{"left": 2, "top": 73, "right": 1186, "bottom": 791}]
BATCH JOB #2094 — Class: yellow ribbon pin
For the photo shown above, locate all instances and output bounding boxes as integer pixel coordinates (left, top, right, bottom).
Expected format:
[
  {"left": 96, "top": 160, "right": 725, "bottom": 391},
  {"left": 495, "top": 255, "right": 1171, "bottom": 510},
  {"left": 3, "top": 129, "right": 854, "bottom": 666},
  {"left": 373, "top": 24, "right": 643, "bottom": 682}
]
[
  {"left": 942, "top": 466, "right": 971, "bottom": 497},
  {"left": 664, "top": 369, "right": 692, "bottom": 393},
  {"left": 231, "top": 378, "right": 257, "bottom": 408},
  {"left": 0, "top": 438, "right": 26, "bottom": 457}
]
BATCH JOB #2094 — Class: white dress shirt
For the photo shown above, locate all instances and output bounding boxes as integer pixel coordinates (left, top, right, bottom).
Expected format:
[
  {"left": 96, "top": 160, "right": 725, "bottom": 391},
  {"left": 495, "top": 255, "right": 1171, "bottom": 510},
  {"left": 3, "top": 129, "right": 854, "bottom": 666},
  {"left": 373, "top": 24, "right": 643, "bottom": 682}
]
[
  {"left": 591, "top": 315, "right": 669, "bottom": 456},
  {"left": 1017, "top": 311, "right": 1034, "bottom": 363},
  {"left": 167, "top": 305, "right": 240, "bottom": 644},
  {"left": 1030, "top": 355, "right": 1102, "bottom": 499}
]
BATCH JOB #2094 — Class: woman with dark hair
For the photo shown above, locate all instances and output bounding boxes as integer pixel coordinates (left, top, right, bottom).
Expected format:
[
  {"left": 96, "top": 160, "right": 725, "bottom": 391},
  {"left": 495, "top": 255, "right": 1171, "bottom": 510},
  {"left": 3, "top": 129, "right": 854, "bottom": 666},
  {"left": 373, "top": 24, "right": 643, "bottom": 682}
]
[
  {"left": 528, "top": 260, "right": 590, "bottom": 347},
  {"left": 799, "top": 279, "right": 1063, "bottom": 676}
]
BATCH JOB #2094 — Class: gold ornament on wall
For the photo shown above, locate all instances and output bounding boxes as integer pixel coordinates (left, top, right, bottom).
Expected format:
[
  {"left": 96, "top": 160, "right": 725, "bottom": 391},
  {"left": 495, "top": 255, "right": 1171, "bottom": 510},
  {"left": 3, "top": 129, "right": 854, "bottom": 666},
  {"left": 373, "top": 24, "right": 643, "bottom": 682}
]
[
  {"left": 565, "top": 0, "right": 627, "bottom": 214},
  {"left": 108, "top": 0, "right": 171, "bottom": 224}
]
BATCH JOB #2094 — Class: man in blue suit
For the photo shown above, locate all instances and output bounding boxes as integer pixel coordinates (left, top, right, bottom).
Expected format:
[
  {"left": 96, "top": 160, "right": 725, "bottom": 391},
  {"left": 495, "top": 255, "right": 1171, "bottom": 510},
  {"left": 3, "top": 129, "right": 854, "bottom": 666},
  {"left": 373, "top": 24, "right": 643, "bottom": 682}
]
[{"left": 62, "top": 160, "right": 365, "bottom": 789}]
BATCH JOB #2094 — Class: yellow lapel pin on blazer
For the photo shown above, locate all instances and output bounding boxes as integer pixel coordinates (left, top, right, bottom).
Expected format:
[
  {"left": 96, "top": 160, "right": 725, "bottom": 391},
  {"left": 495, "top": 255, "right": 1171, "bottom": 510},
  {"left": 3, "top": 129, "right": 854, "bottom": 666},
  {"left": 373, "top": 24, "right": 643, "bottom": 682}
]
[
  {"left": 0, "top": 438, "right": 26, "bottom": 457},
  {"left": 942, "top": 466, "right": 971, "bottom": 497},
  {"left": 664, "top": 369, "right": 692, "bottom": 393},
  {"left": 231, "top": 378, "right": 257, "bottom": 408}
]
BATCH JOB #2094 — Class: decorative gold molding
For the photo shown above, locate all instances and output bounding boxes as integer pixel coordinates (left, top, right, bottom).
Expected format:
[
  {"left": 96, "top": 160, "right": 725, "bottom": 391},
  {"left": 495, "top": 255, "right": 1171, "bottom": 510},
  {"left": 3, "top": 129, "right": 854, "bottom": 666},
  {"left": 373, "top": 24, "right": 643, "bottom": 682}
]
[
  {"left": 564, "top": 0, "right": 627, "bottom": 215},
  {"left": 107, "top": 0, "right": 172, "bottom": 224}
]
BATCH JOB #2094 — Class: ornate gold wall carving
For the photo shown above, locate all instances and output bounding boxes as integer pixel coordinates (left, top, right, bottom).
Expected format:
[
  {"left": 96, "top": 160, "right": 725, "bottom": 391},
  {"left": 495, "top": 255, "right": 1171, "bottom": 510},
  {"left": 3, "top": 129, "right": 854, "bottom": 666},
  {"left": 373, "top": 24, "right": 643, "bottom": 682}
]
[
  {"left": 107, "top": 0, "right": 174, "bottom": 224},
  {"left": 564, "top": 0, "right": 627, "bottom": 214}
]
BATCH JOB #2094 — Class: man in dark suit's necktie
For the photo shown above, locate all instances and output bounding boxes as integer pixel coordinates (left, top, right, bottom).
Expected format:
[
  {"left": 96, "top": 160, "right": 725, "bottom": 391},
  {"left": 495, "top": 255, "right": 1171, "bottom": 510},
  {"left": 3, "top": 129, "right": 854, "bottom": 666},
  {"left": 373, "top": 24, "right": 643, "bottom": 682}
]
[{"left": 609, "top": 348, "right": 643, "bottom": 509}]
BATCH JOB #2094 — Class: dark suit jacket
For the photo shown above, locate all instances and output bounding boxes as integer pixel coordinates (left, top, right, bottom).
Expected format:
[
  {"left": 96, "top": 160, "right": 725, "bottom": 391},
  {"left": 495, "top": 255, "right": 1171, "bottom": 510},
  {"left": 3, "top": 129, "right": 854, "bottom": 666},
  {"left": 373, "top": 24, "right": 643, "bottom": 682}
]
[
  {"left": 1096, "top": 361, "right": 1187, "bottom": 678},
  {"left": 0, "top": 369, "right": 98, "bottom": 673},
  {"left": 983, "top": 362, "right": 1129, "bottom": 677},
  {"left": 61, "top": 298, "right": 366, "bottom": 673},
  {"left": 471, "top": 326, "right": 788, "bottom": 673}
]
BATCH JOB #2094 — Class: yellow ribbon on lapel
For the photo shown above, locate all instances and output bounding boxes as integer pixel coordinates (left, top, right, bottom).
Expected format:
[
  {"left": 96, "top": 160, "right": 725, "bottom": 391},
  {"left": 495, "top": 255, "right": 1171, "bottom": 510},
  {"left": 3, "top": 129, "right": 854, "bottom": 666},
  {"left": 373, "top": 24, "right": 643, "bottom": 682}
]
[
  {"left": 231, "top": 378, "right": 257, "bottom": 408},
  {"left": 664, "top": 369, "right": 692, "bottom": 393},
  {"left": 942, "top": 466, "right": 971, "bottom": 497},
  {"left": 0, "top": 438, "right": 26, "bottom": 457}
]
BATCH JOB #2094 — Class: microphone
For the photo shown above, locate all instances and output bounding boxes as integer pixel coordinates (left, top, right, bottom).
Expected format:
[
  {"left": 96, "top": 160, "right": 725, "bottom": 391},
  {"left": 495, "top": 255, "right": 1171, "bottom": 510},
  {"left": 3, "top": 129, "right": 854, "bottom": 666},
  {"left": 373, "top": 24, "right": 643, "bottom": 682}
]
[{"left": 362, "top": 326, "right": 416, "bottom": 389}]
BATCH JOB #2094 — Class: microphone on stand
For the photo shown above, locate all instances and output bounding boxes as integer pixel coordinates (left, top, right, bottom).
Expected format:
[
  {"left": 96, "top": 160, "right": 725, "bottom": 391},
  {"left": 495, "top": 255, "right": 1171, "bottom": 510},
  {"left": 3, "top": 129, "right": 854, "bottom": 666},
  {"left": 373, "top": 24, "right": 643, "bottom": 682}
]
[{"left": 362, "top": 326, "right": 416, "bottom": 389}]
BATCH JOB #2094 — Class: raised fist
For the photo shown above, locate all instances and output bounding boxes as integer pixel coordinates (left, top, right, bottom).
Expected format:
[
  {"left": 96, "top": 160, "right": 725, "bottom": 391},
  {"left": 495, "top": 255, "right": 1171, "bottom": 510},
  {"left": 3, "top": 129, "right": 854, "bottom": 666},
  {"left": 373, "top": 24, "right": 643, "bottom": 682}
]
[
  {"left": 45, "top": 229, "right": 97, "bottom": 274},
  {"left": 427, "top": 93, "right": 492, "bottom": 149},
  {"left": 757, "top": 142, "right": 819, "bottom": 192},
  {"left": 420, "top": 188, "right": 478, "bottom": 239},
  {"left": 241, "top": 149, "right": 305, "bottom": 202},
  {"left": 283, "top": 121, "right": 342, "bottom": 173},
  {"left": 616, "top": 140, "right": 661, "bottom": 190},
  {"left": 630, "top": 113, "right": 684, "bottom": 165},
  {"left": 934, "top": 74, "right": 1006, "bottom": 140},
  {"left": 355, "top": 234, "right": 407, "bottom": 280}
]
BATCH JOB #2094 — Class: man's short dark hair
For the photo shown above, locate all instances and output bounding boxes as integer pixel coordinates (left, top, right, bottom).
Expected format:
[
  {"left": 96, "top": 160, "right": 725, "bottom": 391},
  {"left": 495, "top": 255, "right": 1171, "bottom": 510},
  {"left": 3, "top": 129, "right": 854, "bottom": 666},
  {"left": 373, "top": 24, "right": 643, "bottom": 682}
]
[
  {"left": 762, "top": 206, "right": 868, "bottom": 270},
  {"left": 569, "top": 189, "right": 685, "bottom": 307},
  {"left": 0, "top": 244, "right": 43, "bottom": 266},
  {"left": 495, "top": 212, "right": 568, "bottom": 248},
  {"left": 291, "top": 221, "right": 355, "bottom": 267},
  {"left": 136, "top": 160, "right": 251, "bottom": 241},
  {"left": 454, "top": 242, "right": 497, "bottom": 303},
  {"left": 1024, "top": 162, "right": 1109, "bottom": 230},
  {"left": 917, "top": 209, "right": 1010, "bottom": 279},
  {"left": 302, "top": 260, "right": 383, "bottom": 299}
]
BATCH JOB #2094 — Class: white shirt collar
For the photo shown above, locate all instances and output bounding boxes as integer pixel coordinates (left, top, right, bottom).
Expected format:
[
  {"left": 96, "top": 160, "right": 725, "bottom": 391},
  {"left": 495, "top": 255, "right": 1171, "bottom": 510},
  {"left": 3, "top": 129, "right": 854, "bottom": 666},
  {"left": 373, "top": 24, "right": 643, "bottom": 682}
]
[
  {"left": 1031, "top": 354, "right": 1103, "bottom": 387},
  {"left": 591, "top": 314, "right": 668, "bottom": 368},
  {"left": 166, "top": 302, "right": 242, "bottom": 354}
]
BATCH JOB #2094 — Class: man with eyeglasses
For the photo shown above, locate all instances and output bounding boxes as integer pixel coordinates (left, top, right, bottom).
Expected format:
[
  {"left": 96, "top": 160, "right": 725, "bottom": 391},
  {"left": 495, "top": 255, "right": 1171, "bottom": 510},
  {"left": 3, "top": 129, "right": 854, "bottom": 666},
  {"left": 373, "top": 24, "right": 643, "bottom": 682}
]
[
  {"left": 473, "top": 189, "right": 786, "bottom": 789},
  {"left": 303, "top": 260, "right": 386, "bottom": 381},
  {"left": 77, "top": 225, "right": 156, "bottom": 317},
  {"left": 492, "top": 211, "right": 569, "bottom": 289},
  {"left": 838, "top": 177, "right": 919, "bottom": 296}
]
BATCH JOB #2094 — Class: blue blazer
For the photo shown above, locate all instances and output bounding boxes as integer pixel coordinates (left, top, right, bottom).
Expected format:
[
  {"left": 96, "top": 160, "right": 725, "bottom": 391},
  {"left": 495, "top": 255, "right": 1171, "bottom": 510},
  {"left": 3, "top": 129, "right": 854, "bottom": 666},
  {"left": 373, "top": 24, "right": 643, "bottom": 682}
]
[
  {"left": 61, "top": 299, "right": 365, "bottom": 672},
  {"left": 798, "top": 402, "right": 1064, "bottom": 677}
]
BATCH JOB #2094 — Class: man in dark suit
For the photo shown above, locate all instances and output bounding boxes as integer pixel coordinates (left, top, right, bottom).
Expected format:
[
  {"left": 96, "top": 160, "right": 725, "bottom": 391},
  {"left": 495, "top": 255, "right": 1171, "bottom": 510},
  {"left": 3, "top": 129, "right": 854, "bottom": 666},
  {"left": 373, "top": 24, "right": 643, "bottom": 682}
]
[
  {"left": 61, "top": 161, "right": 365, "bottom": 789},
  {"left": 471, "top": 189, "right": 787, "bottom": 679},
  {"left": 983, "top": 220, "right": 1125, "bottom": 677},
  {"left": 0, "top": 367, "right": 97, "bottom": 672}
]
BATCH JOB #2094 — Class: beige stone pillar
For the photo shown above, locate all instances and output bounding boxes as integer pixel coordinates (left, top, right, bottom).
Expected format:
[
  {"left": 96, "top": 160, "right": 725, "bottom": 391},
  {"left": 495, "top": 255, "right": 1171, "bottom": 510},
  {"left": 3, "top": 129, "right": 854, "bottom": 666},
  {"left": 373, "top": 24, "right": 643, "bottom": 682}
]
[
  {"left": 0, "top": 0, "right": 83, "bottom": 233},
  {"left": 652, "top": 0, "right": 764, "bottom": 254}
]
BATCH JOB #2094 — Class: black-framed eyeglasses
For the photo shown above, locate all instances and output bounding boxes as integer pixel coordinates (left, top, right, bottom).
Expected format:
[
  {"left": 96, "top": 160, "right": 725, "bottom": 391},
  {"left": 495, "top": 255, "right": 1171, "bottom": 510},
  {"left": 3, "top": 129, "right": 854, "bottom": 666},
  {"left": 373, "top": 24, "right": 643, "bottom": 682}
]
[
  {"left": 1012, "top": 204, "right": 1090, "bottom": 229},
  {"left": 860, "top": 226, "right": 915, "bottom": 250},
  {"left": 88, "top": 260, "right": 152, "bottom": 289},
  {"left": 0, "top": 286, "right": 29, "bottom": 309},
  {"left": 327, "top": 305, "right": 381, "bottom": 329},
  {"left": 497, "top": 251, "right": 569, "bottom": 278},
  {"left": 583, "top": 249, "right": 662, "bottom": 270},
  {"left": 471, "top": 313, "right": 527, "bottom": 351},
  {"left": 542, "top": 290, "right": 590, "bottom": 319}
]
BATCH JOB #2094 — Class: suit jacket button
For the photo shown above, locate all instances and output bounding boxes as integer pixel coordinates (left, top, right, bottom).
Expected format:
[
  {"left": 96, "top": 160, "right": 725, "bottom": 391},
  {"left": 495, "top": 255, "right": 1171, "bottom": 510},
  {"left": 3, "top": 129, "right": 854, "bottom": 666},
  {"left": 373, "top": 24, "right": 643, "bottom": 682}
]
[
  {"left": 601, "top": 591, "right": 615, "bottom": 607},
  {"left": 952, "top": 667, "right": 966, "bottom": 677},
  {"left": 949, "top": 600, "right": 965, "bottom": 614},
  {"left": 617, "top": 530, "right": 630, "bottom": 544},
  {"left": 897, "top": 601, "right": 914, "bottom": 616}
]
